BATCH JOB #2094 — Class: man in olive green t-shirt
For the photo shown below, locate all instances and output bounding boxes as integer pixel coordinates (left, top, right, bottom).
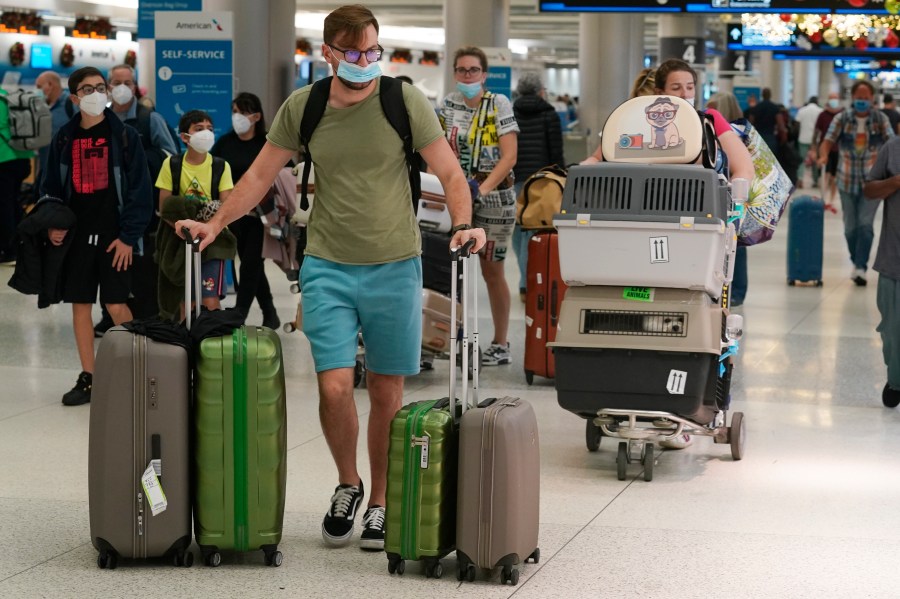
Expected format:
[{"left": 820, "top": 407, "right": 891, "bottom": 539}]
[
  {"left": 176, "top": 5, "right": 485, "bottom": 552},
  {"left": 0, "top": 89, "right": 35, "bottom": 264}
]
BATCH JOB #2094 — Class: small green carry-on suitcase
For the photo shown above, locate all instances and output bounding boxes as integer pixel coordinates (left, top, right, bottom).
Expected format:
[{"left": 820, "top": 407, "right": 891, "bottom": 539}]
[
  {"left": 184, "top": 230, "right": 288, "bottom": 568},
  {"left": 385, "top": 240, "right": 478, "bottom": 578}
]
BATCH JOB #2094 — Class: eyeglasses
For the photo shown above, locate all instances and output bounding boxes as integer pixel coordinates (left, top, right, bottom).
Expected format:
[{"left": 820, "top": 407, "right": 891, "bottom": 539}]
[
  {"left": 76, "top": 84, "right": 108, "bottom": 96},
  {"left": 454, "top": 67, "right": 483, "bottom": 77},
  {"left": 647, "top": 110, "right": 675, "bottom": 120},
  {"left": 328, "top": 44, "right": 383, "bottom": 64}
]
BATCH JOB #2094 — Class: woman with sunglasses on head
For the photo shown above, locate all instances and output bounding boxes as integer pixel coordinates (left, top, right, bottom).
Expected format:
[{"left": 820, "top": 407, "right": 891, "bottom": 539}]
[
  {"left": 210, "top": 92, "right": 283, "bottom": 329},
  {"left": 439, "top": 46, "right": 520, "bottom": 367}
]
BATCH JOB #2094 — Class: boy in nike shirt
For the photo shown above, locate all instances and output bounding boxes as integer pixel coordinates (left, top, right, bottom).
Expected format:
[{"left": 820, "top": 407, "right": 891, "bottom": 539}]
[{"left": 41, "top": 66, "right": 153, "bottom": 406}]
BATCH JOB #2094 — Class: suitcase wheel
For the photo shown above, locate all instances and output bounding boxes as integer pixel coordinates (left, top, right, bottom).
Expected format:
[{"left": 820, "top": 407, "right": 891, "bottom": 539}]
[
  {"left": 501, "top": 566, "right": 520, "bottom": 585},
  {"left": 424, "top": 560, "right": 443, "bottom": 579},
  {"left": 205, "top": 551, "right": 222, "bottom": 567},
  {"left": 788, "top": 279, "right": 795, "bottom": 286},
  {"left": 388, "top": 556, "right": 405, "bottom": 575},
  {"left": 616, "top": 442, "right": 628, "bottom": 481},
  {"left": 173, "top": 550, "right": 194, "bottom": 568},
  {"left": 354, "top": 359, "right": 366, "bottom": 388},
  {"left": 526, "top": 548, "right": 540, "bottom": 564},
  {"left": 264, "top": 549, "right": 283, "bottom": 567},
  {"left": 525, "top": 370, "right": 534, "bottom": 385},
  {"left": 97, "top": 551, "right": 118, "bottom": 570},
  {"left": 585, "top": 420, "right": 601, "bottom": 452},
  {"left": 730, "top": 411, "right": 746, "bottom": 461}
]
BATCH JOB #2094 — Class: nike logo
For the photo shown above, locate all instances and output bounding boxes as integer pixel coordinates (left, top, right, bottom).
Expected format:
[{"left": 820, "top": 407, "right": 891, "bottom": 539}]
[{"left": 95, "top": 138, "right": 107, "bottom": 146}]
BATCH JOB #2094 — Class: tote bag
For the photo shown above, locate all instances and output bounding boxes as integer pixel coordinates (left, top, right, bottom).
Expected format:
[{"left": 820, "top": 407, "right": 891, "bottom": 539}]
[{"left": 730, "top": 119, "right": 794, "bottom": 246}]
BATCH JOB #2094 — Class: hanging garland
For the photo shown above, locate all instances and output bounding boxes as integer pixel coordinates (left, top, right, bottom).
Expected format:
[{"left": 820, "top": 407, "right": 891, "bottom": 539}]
[{"left": 746, "top": 13, "right": 900, "bottom": 51}]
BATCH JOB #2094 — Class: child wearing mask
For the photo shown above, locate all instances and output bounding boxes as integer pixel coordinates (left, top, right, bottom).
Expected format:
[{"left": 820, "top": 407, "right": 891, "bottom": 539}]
[{"left": 155, "top": 110, "right": 235, "bottom": 318}]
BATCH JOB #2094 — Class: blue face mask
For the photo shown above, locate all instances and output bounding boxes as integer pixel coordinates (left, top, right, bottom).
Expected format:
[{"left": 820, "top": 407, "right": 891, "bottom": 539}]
[
  {"left": 457, "top": 81, "right": 483, "bottom": 99},
  {"left": 336, "top": 59, "right": 381, "bottom": 84},
  {"left": 853, "top": 99, "right": 871, "bottom": 113}
]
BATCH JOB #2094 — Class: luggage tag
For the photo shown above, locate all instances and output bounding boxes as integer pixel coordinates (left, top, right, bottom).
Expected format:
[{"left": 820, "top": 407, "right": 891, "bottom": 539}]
[{"left": 141, "top": 462, "right": 168, "bottom": 516}]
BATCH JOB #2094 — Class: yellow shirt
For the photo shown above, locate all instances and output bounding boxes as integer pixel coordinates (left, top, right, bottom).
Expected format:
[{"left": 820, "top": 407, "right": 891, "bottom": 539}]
[{"left": 155, "top": 153, "right": 234, "bottom": 201}]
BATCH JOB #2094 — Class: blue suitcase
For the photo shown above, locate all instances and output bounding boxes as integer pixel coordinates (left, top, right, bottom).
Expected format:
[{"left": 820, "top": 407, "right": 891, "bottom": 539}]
[{"left": 786, "top": 195, "right": 824, "bottom": 286}]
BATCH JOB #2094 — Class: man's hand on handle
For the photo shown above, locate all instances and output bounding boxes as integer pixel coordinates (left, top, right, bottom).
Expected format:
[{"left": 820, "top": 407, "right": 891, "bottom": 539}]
[
  {"left": 451, "top": 227, "right": 487, "bottom": 256},
  {"left": 174, "top": 219, "right": 223, "bottom": 251}
]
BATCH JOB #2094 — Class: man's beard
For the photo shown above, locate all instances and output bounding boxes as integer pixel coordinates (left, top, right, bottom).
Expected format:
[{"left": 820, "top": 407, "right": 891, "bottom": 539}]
[{"left": 336, "top": 76, "right": 374, "bottom": 91}]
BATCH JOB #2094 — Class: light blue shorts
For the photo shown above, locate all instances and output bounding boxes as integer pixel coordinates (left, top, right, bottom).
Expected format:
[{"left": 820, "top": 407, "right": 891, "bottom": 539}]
[{"left": 300, "top": 255, "right": 423, "bottom": 375}]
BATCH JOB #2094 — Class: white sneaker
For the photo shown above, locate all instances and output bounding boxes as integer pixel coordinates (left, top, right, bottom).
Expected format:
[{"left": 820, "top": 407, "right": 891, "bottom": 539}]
[
  {"left": 659, "top": 434, "right": 693, "bottom": 450},
  {"left": 481, "top": 343, "right": 511, "bottom": 366}
]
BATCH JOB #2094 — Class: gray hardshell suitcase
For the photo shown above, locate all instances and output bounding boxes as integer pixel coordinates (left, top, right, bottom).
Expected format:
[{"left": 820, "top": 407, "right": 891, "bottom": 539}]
[
  {"left": 88, "top": 227, "right": 201, "bottom": 569},
  {"left": 456, "top": 397, "right": 541, "bottom": 585},
  {"left": 88, "top": 329, "right": 193, "bottom": 569}
]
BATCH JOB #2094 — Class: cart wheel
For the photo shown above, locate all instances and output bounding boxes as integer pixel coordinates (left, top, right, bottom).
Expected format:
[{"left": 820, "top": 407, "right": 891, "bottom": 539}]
[
  {"left": 282, "top": 322, "right": 295, "bottom": 333},
  {"left": 396, "top": 559, "right": 405, "bottom": 576},
  {"left": 509, "top": 568, "right": 520, "bottom": 585},
  {"left": 527, "top": 548, "right": 540, "bottom": 564},
  {"left": 432, "top": 562, "right": 443, "bottom": 579},
  {"left": 525, "top": 370, "right": 534, "bottom": 385},
  {"left": 616, "top": 442, "right": 628, "bottom": 481},
  {"left": 206, "top": 552, "right": 222, "bottom": 567},
  {"left": 643, "top": 444, "right": 654, "bottom": 482},
  {"left": 730, "top": 411, "right": 746, "bottom": 461},
  {"left": 585, "top": 420, "right": 601, "bottom": 452}
]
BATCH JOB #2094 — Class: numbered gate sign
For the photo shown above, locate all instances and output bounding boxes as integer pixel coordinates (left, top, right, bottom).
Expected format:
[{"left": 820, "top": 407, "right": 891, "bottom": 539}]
[{"left": 659, "top": 37, "right": 705, "bottom": 67}]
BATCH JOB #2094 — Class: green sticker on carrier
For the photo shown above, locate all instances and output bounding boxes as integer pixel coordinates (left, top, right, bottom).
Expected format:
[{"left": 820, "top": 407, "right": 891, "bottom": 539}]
[{"left": 623, "top": 287, "right": 654, "bottom": 302}]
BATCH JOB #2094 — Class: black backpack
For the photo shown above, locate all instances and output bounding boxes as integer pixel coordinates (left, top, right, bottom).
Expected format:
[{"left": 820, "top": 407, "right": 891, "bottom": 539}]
[
  {"left": 125, "top": 104, "right": 181, "bottom": 230},
  {"left": 298, "top": 76, "right": 422, "bottom": 213},
  {"left": 168, "top": 154, "right": 226, "bottom": 200}
]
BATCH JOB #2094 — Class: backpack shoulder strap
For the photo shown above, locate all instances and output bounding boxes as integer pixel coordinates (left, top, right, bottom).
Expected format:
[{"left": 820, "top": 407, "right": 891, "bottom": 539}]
[
  {"left": 379, "top": 76, "right": 421, "bottom": 209},
  {"left": 169, "top": 154, "right": 183, "bottom": 196},
  {"left": 64, "top": 96, "right": 75, "bottom": 118},
  {"left": 211, "top": 156, "right": 225, "bottom": 201},
  {"left": 298, "top": 77, "right": 332, "bottom": 211},
  {"left": 133, "top": 104, "right": 153, "bottom": 149}
]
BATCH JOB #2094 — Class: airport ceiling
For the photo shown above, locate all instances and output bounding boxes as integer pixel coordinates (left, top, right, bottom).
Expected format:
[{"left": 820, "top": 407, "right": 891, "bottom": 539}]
[{"left": 296, "top": 1, "right": 687, "bottom": 63}]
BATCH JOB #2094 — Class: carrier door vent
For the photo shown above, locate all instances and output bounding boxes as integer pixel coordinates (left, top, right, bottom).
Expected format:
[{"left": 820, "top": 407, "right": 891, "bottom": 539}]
[
  {"left": 570, "top": 175, "right": 633, "bottom": 212},
  {"left": 581, "top": 309, "right": 688, "bottom": 337},
  {"left": 643, "top": 177, "right": 706, "bottom": 214}
]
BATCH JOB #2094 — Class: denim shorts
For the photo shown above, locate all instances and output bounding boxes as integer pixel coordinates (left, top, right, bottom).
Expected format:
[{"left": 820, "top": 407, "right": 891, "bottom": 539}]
[{"left": 299, "top": 255, "right": 423, "bottom": 375}]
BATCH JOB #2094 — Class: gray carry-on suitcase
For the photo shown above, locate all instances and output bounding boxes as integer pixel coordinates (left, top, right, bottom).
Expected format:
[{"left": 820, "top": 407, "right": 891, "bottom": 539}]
[
  {"left": 456, "top": 396, "right": 541, "bottom": 585},
  {"left": 88, "top": 229, "right": 202, "bottom": 569},
  {"left": 454, "top": 247, "right": 541, "bottom": 586}
]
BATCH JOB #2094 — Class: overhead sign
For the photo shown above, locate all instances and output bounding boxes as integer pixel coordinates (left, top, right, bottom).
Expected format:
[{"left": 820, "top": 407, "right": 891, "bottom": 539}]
[
  {"left": 138, "top": 0, "right": 201, "bottom": 39},
  {"left": 540, "top": 1, "right": 851, "bottom": 14},
  {"left": 155, "top": 11, "right": 233, "bottom": 139},
  {"left": 659, "top": 37, "right": 706, "bottom": 66}
]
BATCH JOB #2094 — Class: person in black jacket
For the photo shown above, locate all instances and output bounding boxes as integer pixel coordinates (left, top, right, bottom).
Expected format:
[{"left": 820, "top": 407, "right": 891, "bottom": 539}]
[
  {"left": 40, "top": 66, "right": 153, "bottom": 406},
  {"left": 511, "top": 72, "right": 564, "bottom": 301}
]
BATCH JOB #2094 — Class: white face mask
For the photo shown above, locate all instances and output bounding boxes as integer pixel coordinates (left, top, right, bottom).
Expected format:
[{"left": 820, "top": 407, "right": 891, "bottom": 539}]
[
  {"left": 110, "top": 84, "right": 134, "bottom": 105},
  {"left": 232, "top": 113, "right": 252, "bottom": 135},
  {"left": 187, "top": 129, "right": 215, "bottom": 153},
  {"left": 79, "top": 92, "right": 108, "bottom": 117}
]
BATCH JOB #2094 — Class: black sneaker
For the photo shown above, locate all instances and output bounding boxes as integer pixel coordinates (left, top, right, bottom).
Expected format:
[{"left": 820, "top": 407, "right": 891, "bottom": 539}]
[
  {"left": 262, "top": 311, "right": 281, "bottom": 330},
  {"left": 884, "top": 383, "right": 900, "bottom": 408},
  {"left": 93, "top": 315, "right": 114, "bottom": 339},
  {"left": 322, "top": 482, "right": 364, "bottom": 547},
  {"left": 359, "top": 505, "right": 385, "bottom": 551},
  {"left": 62, "top": 371, "right": 92, "bottom": 406}
]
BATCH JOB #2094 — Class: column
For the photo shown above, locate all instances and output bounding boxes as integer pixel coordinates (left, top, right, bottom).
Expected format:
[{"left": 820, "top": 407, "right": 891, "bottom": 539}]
[
  {"left": 819, "top": 60, "right": 837, "bottom": 99},
  {"left": 792, "top": 60, "right": 808, "bottom": 108},
  {"left": 443, "top": 0, "right": 510, "bottom": 96},
  {"left": 578, "top": 14, "right": 644, "bottom": 149}
]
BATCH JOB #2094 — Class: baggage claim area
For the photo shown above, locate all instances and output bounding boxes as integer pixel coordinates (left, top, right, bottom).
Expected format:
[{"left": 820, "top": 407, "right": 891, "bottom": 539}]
[{"left": 2, "top": 1, "right": 900, "bottom": 597}]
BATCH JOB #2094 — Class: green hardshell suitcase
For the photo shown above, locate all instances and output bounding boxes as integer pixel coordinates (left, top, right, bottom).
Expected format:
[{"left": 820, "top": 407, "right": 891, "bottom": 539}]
[
  {"left": 385, "top": 239, "right": 478, "bottom": 578},
  {"left": 194, "top": 324, "right": 287, "bottom": 567},
  {"left": 384, "top": 398, "right": 458, "bottom": 577}
]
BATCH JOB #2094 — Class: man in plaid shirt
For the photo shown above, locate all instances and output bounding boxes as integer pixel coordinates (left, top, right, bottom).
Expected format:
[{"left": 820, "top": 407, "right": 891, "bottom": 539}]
[{"left": 819, "top": 80, "right": 894, "bottom": 286}]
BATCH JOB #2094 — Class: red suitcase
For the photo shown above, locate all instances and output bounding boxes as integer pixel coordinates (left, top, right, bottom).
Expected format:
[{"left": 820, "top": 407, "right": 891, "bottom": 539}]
[{"left": 524, "top": 232, "right": 567, "bottom": 384}]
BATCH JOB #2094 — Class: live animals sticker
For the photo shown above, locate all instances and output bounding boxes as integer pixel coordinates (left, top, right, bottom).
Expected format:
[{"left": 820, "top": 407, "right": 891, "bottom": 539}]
[{"left": 623, "top": 287, "right": 655, "bottom": 302}]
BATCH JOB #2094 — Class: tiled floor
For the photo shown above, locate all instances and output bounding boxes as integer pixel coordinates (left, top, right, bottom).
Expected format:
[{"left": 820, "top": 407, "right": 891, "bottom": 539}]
[{"left": 2, "top": 194, "right": 899, "bottom": 599}]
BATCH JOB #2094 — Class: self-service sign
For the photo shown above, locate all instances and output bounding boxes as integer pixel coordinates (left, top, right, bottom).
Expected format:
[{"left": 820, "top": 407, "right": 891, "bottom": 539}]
[{"left": 154, "top": 12, "right": 234, "bottom": 138}]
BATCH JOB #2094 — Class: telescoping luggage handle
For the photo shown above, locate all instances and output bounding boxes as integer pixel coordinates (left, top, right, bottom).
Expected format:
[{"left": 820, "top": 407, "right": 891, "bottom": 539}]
[
  {"left": 449, "top": 239, "right": 478, "bottom": 421},
  {"left": 181, "top": 226, "right": 202, "bottom": 329}
]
